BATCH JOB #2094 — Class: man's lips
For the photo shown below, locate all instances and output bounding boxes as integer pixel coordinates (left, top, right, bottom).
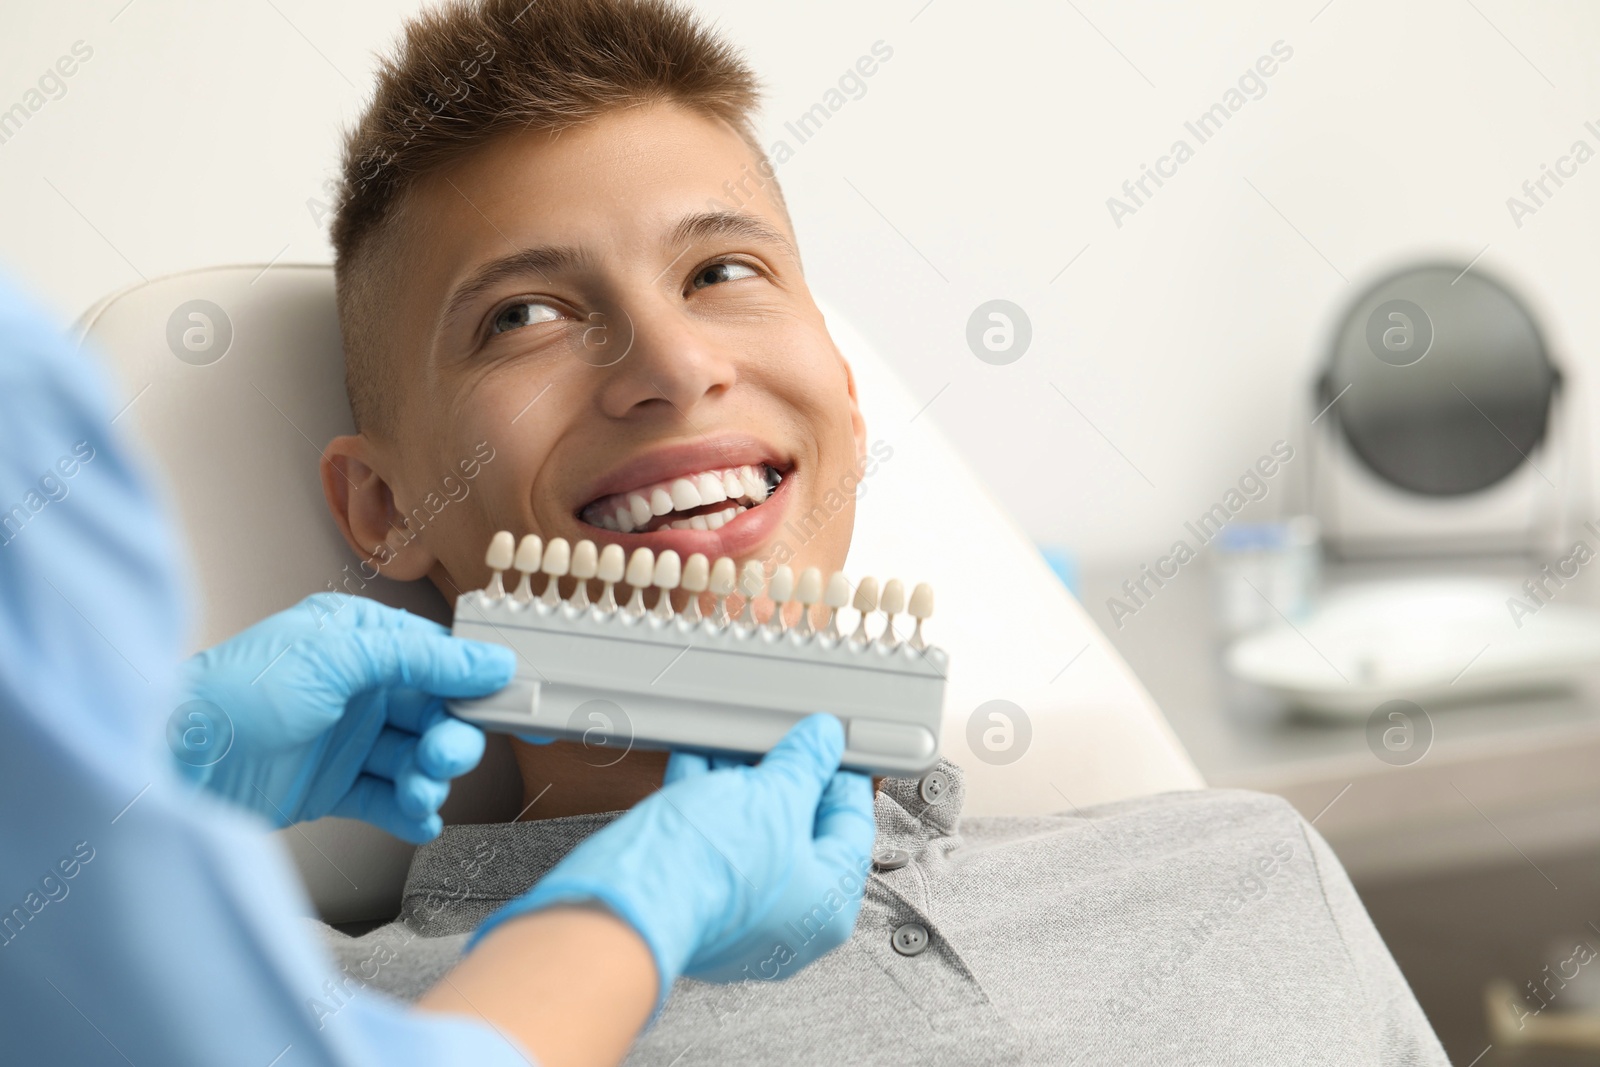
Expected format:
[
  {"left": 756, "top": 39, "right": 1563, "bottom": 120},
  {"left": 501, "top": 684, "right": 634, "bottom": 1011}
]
[
  {"left": 581, "top": 462, "right": 779, "bottom": 533},
  {"left": 573, "top": 466, "right": 795, "bottom": 560},
  {"left": 575, "top": 435, "right": 785, "bottom": 504},
  {"left": 564, "top": 434, "right": 797, "bottom": 559}
]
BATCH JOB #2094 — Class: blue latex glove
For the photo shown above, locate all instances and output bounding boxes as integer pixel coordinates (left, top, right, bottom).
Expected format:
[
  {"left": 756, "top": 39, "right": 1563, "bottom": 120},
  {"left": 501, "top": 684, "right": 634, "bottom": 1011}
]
[
  {"left": 178, "top": 594, "right": 516, "bottom": 843},
  {"left": 470, "top": 712, "right": 876, "bottom": 1015}
]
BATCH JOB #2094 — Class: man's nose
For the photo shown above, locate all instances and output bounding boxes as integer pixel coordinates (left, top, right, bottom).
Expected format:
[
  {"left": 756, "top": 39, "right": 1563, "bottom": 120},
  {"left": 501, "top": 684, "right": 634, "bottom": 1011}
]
[{"left": 592, "top": 301, "right": 738, "bottom": 420}]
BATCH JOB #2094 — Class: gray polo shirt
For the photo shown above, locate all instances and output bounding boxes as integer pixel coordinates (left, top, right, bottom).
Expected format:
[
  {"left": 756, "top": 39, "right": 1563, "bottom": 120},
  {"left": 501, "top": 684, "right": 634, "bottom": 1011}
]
[{"left": 314, "top": 760, "right": 1448, "bottom": 1065}]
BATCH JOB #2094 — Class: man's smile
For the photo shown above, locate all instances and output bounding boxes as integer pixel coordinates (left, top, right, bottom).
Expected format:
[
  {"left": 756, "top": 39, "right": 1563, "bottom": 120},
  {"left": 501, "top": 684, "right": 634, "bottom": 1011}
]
[{"left": 569, "top": 433, "right": 796, "bottom": 559}]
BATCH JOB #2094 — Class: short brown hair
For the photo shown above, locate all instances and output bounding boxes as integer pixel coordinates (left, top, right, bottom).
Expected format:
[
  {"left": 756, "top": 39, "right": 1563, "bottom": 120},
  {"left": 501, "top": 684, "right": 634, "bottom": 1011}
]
[{"left": 332, "top": 0, "right": 781, "bottom": 432}]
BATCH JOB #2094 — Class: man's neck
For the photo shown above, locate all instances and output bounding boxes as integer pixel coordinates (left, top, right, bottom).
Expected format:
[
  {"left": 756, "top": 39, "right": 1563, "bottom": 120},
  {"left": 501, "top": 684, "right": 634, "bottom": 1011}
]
[{"left": 511, "top": 739, "right": 671, "bottom": 820}]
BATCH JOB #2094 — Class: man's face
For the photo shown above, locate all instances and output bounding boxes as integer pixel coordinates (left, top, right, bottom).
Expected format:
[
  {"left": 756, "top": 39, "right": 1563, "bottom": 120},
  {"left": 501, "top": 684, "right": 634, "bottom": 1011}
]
[{"left": 325, "top": 102, "right": 866, "bottom": 609}]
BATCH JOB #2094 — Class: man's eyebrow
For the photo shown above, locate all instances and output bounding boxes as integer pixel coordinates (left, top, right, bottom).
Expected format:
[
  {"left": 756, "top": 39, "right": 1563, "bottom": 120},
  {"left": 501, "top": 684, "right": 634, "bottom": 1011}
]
[
  {"left": 442, "top": 244, "right": 591, "bottom": 329},
  {"left": 441, "top": 211, "right": 795, "bottom": 329},
  {"left": 666, "top": 210, "right": 797, "bottom": 262}
]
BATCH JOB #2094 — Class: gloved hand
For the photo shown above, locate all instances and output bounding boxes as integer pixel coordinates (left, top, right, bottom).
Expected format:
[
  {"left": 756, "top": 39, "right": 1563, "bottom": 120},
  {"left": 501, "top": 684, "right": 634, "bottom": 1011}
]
[
  {"left": 175, "top": 594, "right": 515, "bottom": 843},
  {"left": 469, "top": 713, "right": 876, "bottom": 1015}
]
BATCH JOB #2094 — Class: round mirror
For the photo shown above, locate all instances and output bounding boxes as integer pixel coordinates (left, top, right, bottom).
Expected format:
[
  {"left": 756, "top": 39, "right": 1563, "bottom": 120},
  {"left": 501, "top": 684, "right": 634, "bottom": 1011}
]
[{"left": 1319, "top": 263, "right": 1558, "bottom": 497}]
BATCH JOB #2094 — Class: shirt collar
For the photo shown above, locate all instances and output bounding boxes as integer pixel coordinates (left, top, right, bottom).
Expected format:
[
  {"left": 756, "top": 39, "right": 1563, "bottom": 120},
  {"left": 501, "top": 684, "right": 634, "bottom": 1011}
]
[
  {"left": 404, "top": 757, "right": 966, "bottom": 908},
  {"left": 875, "top": 756, "right": 965, "bottom": 836}
]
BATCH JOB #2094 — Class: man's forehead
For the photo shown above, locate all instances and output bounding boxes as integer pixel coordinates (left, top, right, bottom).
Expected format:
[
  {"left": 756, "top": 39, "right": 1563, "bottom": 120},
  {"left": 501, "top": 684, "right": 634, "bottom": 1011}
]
[
  {"left": 421, "top": 104, "right": 768, "bottom": 236},
  {"left": 398, "top": 104, "right": 792, "bottom": 299}
]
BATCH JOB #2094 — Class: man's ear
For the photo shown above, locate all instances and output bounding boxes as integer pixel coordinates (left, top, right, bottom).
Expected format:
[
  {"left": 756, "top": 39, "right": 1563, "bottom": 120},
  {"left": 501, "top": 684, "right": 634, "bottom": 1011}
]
[
  {"left": 838, "top": 348, "right": 869, "bottom": 463},
  {"left": 320, "top": 434, "right": 439, "bottom": 582}
]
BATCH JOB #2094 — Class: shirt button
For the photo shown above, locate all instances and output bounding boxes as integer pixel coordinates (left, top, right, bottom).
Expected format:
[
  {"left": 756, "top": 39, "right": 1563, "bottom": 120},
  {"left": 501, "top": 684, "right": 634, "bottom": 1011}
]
[
  {"left": 872, "top": 847, "right": 911, "bottom": 871},
  {"left": 891, "top": 921, "right": 929, "bottom": 957},
  {"left": 919, "top": 769, "right": 950, "bottom": 805}
]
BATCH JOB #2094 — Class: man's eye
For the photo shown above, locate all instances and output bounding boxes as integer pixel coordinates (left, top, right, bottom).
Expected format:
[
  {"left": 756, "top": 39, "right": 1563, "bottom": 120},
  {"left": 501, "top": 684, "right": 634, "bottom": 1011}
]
[
  {"left": 491, "top": 300, "right": 560, "bottom": 335},
  {"left": 691, "top": 260, "right": 760, "bottom": 290}
]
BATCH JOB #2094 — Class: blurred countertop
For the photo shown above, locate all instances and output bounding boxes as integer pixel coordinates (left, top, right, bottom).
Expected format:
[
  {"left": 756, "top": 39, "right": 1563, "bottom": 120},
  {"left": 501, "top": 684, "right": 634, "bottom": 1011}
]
[{"left": 1081, "top": 553, "right": 1600, "bottom": 883}]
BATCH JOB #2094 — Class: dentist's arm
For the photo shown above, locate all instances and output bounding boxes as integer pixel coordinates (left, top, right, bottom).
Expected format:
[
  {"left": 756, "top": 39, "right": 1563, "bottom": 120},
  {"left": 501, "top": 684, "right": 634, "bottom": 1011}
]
[
  {"left": 0, "top": 269, "right": 527, "bottom": 1066},
  {"left": 421, "top": 904, "right": 658, "bottom": 1067}
]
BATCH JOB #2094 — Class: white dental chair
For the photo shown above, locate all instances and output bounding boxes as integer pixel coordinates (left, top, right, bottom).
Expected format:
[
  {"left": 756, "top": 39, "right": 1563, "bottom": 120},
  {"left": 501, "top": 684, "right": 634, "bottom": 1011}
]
[{"left": 75, "top": 265, "right": 1202, "bottom": 922}]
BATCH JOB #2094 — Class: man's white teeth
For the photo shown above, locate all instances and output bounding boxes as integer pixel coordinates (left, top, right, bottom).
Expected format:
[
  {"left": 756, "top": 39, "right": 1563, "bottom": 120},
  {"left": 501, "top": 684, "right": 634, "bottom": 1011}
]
[
  {"left": 658, "top": 505, "right": 746, "bottom": 531},
  {"left": 670, "top": 478, "right": 699, "bottom": 511},
  {"left": 588, "top": 464, "right": 780, "bottom": 532},
  {"left": 696, "top": 472, "right": 726, "bottom": 506}
]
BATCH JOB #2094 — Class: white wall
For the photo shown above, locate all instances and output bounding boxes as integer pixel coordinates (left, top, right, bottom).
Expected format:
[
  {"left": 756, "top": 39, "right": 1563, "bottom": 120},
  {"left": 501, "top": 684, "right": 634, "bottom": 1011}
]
[{"left": 5, "top": 0, "right": 1599, "bottom": 562}]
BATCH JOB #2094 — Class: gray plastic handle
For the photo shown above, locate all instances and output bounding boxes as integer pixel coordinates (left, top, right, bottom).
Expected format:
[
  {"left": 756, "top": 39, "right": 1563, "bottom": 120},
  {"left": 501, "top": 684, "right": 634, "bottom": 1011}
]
[{"left": 446, "top": 592, "right": 947, "bottom": 776}]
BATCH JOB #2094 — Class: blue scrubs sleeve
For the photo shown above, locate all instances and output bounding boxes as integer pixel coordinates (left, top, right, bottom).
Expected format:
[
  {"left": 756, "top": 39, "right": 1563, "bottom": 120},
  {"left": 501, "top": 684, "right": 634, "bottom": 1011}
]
[{"left": 0, "top": 272, "right": 532, "bottom": 1067}]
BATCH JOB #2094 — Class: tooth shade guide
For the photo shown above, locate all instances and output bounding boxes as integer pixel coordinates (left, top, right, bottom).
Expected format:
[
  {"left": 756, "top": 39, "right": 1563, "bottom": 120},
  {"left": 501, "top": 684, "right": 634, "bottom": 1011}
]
[
  {"left": 449, "top": 537, "right": 947, "bottom": 779},
  {"left": 539, "top": 538, "right": 572, "bottom": 607},
  {"left": 624, "top": 547, "right": 654, "bottom": 618},
  {"left": 766, "top": 565, "right": 795, "bottom": 632},
  {"left": 877, "top": 579, "right": 906, "bottom": 648},
  {"left": 908, "top": 581, "right": 933, "bottom": 650},
  {"left": 596, "top": 543, "right": 626, "bottom": 612},
  {"left": 850, "top": 576, "right": 879, "bottom": 644},
  {"left": 679, "top": 590, "right": 703, "bottom": 623},
  {"left": 511, "top": 535, "right": 543, "bottom": 603},
  {"left": 908, "top": 621, "right": 927, "bottom": 650},
  {"left": 468, "top": 536, "right": 934, "bottom": 645},
  {"left": 737, "top": 561, "right": 764, "bottom": 626},
  {"left": 794, "top": 567, "right": 823, "bottom": 636},
  {"left": 681, "top": 553, "right": 710, "bottom": 623},
  {"left": 651, "top": 550, "right": 681, "bottom": 620},
  {"left": 484, "top": 530, "right": 516, "bottom": 598},
  {"left": 568, "top": 540, "right": 599, "bottom": 609},
  {"left": 822, "top": 571, "right": 852, "bottom": 640},
  {"left": 478, "top": 539, "right": 933, "bottom": 650},
  {"left": 709, "top": 556, "right": 737, "bottom": 625}
]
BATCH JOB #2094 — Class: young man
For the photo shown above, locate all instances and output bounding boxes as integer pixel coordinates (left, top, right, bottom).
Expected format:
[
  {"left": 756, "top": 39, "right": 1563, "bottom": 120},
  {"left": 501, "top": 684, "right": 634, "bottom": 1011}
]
[{"left": 316, "top": 1, "right": 1450, "bottom": 1062}]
